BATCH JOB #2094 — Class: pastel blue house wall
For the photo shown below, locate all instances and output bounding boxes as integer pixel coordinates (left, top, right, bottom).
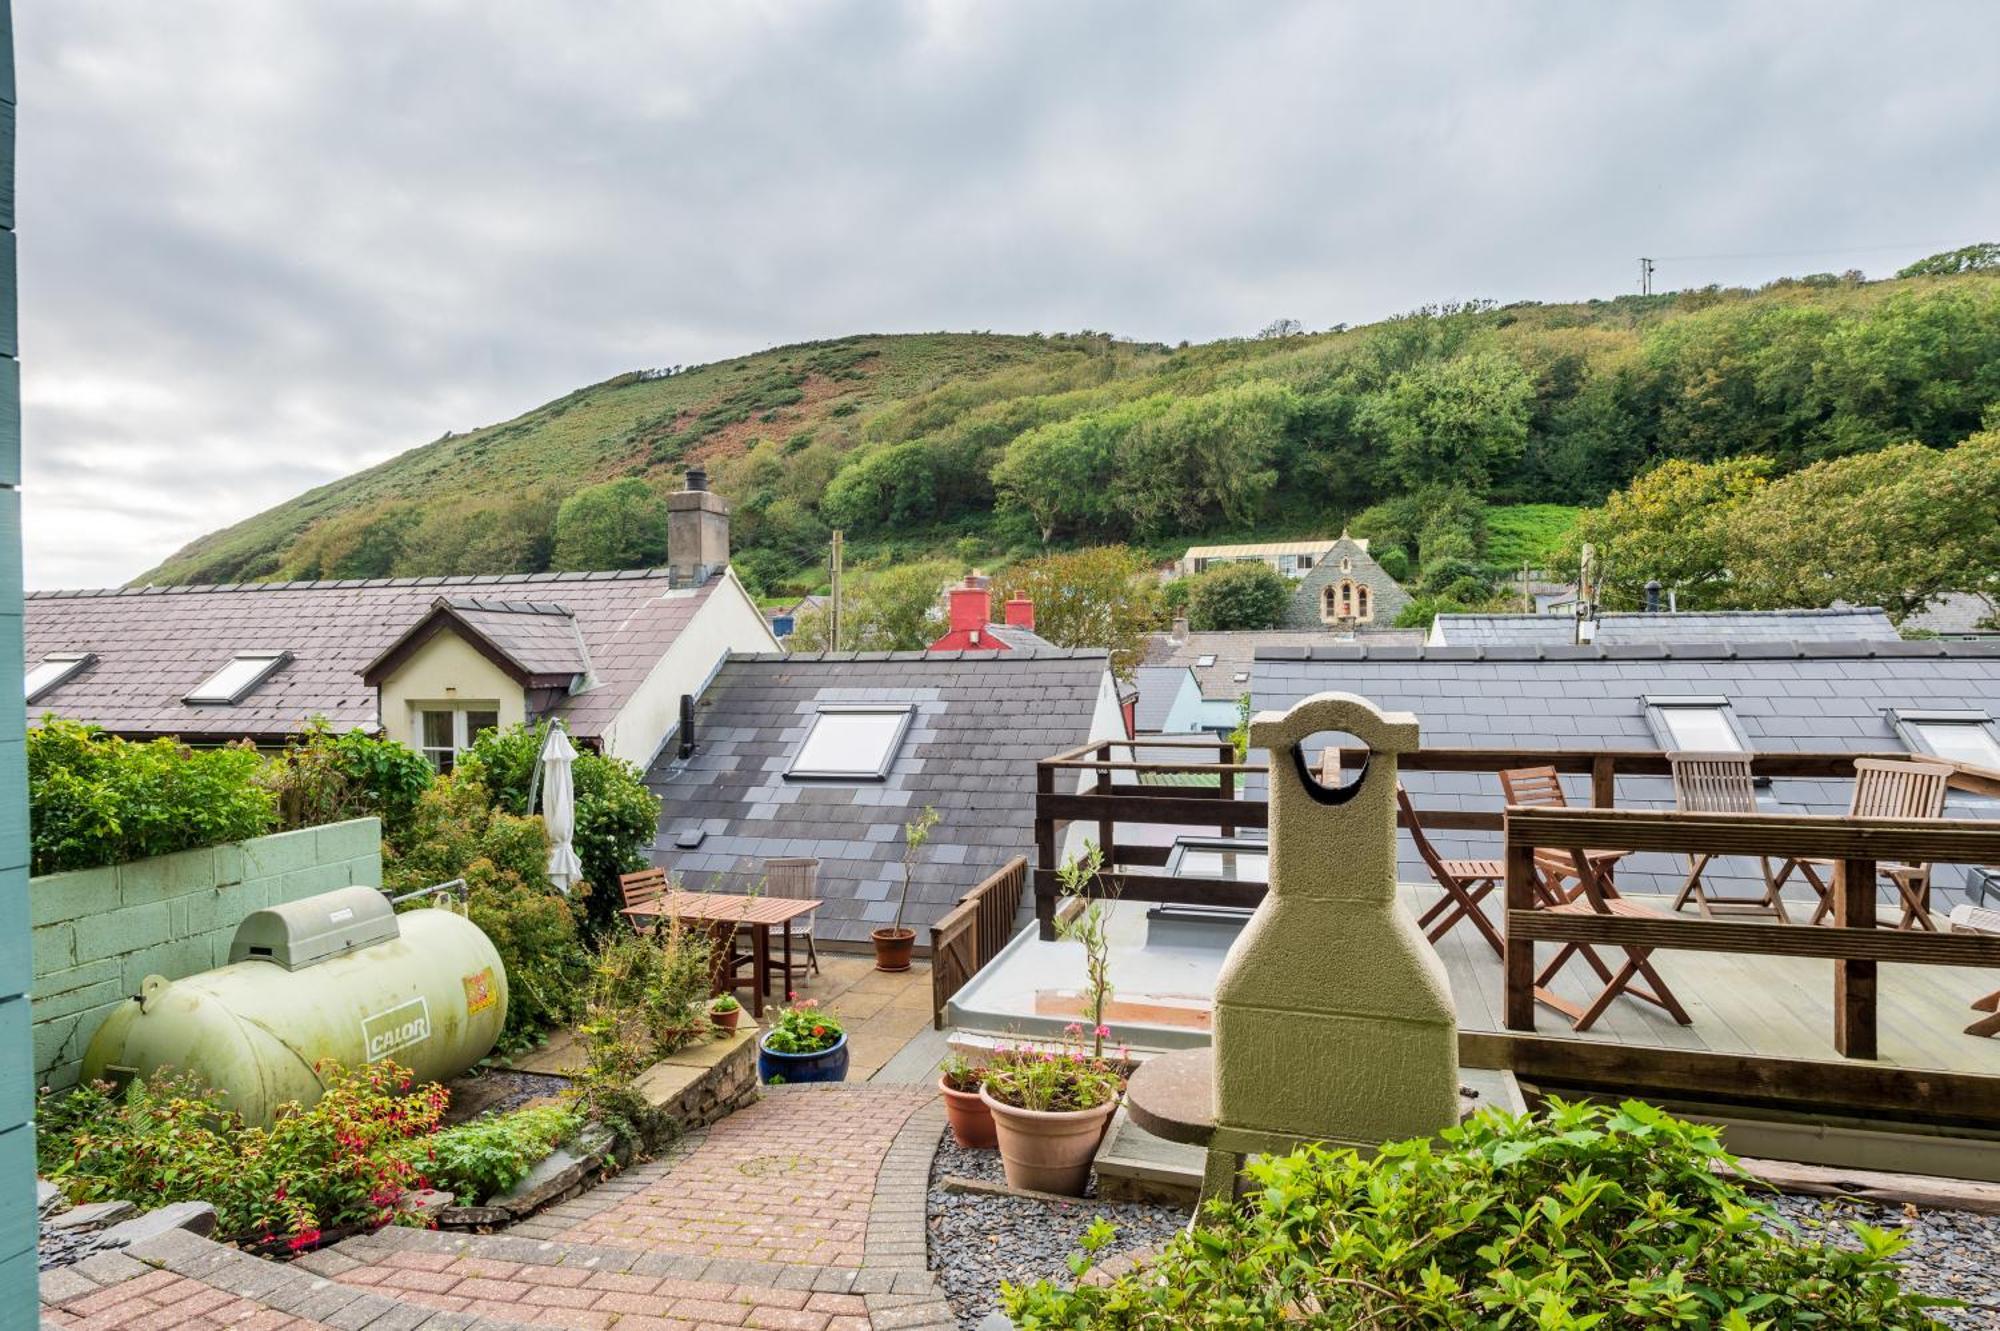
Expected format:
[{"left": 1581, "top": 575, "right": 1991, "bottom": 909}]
[{"left": 0, "top": 1, "right": 35, "bottom": 1311}]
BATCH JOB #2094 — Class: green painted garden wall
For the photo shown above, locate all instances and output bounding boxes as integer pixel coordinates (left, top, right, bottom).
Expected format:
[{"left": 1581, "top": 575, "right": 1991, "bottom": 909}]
[
  {"left": 30, "top": 818, "right": 383, "bottom": 1094},
  {"left": 0, "top": 0, "right": 32, "bottom": 1309}
]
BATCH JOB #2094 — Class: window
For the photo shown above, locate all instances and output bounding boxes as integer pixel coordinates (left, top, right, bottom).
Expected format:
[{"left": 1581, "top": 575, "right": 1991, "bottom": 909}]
[
  {"left": 1195, "top": 654, "right": 1217, "bottom": 668},
  {"left": 1893, "top": 710, "right": 2000, "bottom": 770},
  {"left": 186, "top": 652, "right": 290, "bottom": 705},
  {"left": 417, "top": 705, "right": 501, "bottom": 772},
  {"left": 1643, "top": 695, "right": 1746, "bottom": 752},
  {"left": 26, "top": 653, "right": 92, "bottom": 702},
  {"left": 1341, "top": 556, "right": 1353, "bottom": 573},
  {"left": 1166, "top": 837, "right": 1269, "bottom": 884},
  {"left": 787, "top": 704, "right": 915, "bottom": 780},
  {"left": 1355, "top": 585, "right": 1371, "bottom": 621},
  {"left": 1296, "top": 554, "right": 1314, "bottom": 571}
]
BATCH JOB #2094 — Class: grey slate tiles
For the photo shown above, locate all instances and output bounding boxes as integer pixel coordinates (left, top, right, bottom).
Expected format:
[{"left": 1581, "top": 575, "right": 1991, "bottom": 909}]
[{"left": 1431, "top": 606, "right": 1902, "bottom": 648}]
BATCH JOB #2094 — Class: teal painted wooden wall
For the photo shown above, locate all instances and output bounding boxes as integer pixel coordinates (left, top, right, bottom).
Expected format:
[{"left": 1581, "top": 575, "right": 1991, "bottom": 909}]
[{"left": 0, "top": 0, "right": 34, "bottom": 1314}]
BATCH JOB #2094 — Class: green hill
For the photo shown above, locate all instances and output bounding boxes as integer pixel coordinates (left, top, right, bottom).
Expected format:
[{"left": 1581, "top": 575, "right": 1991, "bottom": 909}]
[{"left": 142, "top": 268, "right": 2000, "bottom": 600}]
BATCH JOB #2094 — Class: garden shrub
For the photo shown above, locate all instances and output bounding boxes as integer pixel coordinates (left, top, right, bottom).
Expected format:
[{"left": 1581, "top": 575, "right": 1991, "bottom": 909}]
[
  {"left": 1185, "top": 561, "right": 1291, "bottom": 631},
  {"left": 456, "top": 723, "right": 664, "bottom": 938},
  {"left": 28, "top": 718, "right": 275, "bottom": 875},
  {"left": 397, "top": 1102, "right": 580, "bottom": 1204},
  {"left": 262, "top": 718, "right": 434, "bottom": 832},
  {"left": 383, "top": 777, "right": 590, "bottom": 1047},
  {"left": 1003, "top": 1099, "right": 1950, "bottom": 1330},
  {"left": 39, "top": 1062, "right": 447, "bottom": 1250},
  {"left": 575, "top": 923, "right": 716, "bottom": 1148}
]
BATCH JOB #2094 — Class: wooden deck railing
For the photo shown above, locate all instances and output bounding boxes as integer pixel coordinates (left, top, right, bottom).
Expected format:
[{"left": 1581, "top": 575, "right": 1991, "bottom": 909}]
[
  {"left": 1033, "top": 739, "right": 2000, "bottom": 939},
  {"left": 930, "top": 856, "right": 1029, "bottom": 1029},
  {"left": 1501, "top": 807, "right": 2000, "bottom": 1061}
]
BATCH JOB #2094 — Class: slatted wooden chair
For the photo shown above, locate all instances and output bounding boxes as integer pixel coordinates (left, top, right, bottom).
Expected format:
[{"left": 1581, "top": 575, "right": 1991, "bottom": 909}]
[
  {"left": 763, "top": 856, "right": 821, "bottom": 987},
  {"left": 1947, "top": 903, "right": 2000, "bottom": 1038},
  {"left": 1532, "top": 841, "right": 1694, "bottom": 1032},
  {"left": 1667, "top": 751, "right": 1790, "bottom": 921},
  {"left": 1787, "top": 759, "right": 1953, "bottom": 930},
  {"left": 1496, "top": 766, "right": 1628, "bottom": 906},
  {"left": 1397, "top": 783, "right": 1504, "bottom": 956}
]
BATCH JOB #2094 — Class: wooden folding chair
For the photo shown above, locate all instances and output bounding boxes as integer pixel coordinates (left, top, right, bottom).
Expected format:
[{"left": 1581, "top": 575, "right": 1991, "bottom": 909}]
[
  {"left": 763, "top": 856, "right": 821, "bottom": 987},
  {"left": 1666, "top": 752, "right": 1789, "bottom": 922},
  {"left": 1787, "top": 759, "right": 1952, "bottom": 930},
  {"left": 1532, "top": 843, "right": 1694, "bottom": 1032},
  {"left": 1497, "top": 766, "right": 1629, "bottom": 906},
  {"left": 617, "top": 867, "right": 671, "bottom": 932},
  {"left": 1948, "top": 903, "right": 2000, "bottom": 1038},
  {"left": 1397, "top": 783, "right": 1503, "bottom": 956}
]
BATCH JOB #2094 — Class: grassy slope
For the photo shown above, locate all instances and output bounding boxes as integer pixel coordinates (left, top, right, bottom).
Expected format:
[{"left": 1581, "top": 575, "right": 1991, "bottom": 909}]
[{"left": 140, "top": 332, "right": 1120, "bottom": 585}]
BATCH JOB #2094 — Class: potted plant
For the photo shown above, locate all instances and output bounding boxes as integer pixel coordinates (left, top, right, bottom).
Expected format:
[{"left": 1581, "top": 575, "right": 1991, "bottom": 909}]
[
  {"left": 938, "top": 1053, "right": 996, "bottom": 1149},
  {"left": 872, "top": 805, "right": 939, "bottom": 972},
  {"left": 708, "top": 993, "right": 741, "bottom": 1033},
  {"left": 756, "top": 999, "right": 848, "bottom": 1084},
  {"left": 979, "top": 1033, "right": 1123, "bottom": 1195}
]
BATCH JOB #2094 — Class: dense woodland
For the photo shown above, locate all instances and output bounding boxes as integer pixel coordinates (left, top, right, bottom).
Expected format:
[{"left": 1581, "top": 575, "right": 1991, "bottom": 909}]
[{"left": 144, "top": 259, "right": 2000, "bottom": 633}]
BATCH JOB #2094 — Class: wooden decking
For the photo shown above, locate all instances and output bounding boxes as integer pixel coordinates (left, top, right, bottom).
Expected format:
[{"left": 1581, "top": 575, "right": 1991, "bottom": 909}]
[{"left": 1411, "top": 883, "right": 2000, "bottom": 1078}]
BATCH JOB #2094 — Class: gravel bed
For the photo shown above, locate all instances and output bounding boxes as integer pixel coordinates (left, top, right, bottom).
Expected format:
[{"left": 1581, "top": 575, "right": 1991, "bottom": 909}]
[
  {"left": 1768, "top": 1193, "right": 2000, "bottom": 1330},
  {"left": 925, "top": 1128, "right": 1191, "bottom": 1329}
]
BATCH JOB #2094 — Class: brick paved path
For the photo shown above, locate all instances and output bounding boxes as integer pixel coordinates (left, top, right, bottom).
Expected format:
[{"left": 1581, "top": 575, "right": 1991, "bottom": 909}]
[{"left": 38, "top": 1086, "right": 954, "bottom": 1331}]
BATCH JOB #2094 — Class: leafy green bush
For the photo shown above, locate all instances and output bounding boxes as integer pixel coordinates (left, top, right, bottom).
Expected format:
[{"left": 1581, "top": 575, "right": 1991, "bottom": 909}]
[
  {"left": 398, "top": 1103, "right": 580, "bottom": 1204},
  {"left": 383, "top": 777, "right": 589, "bottom": 1046},
  {"left": 1002, "top": 1100, "right": 1950, "bottom": 1329},
  {"left": 262, "top": 718, "right": 434, "bottom": 832},
  {"left": 576, "top": 924, "right": 717, "bottom": 1147},
  {"left": 457, "top": 723, "right": 664, "bottom": 938},
  {"left": 28, "top": 718, "right": 276, "bottom": 875},
  {"left": 760, "top": 999, "right": 844, "bottom": 1055},
  {"left": 1185, "top": 561, "right": 1290, "bottom": 631},
  {"left": 40, "top": 1062, "right": 447, "bottom": 1250}
]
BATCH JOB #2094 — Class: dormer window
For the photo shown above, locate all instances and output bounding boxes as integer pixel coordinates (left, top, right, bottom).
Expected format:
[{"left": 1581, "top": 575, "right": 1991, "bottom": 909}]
[
  {"left": 186, "top": 652, "right": 291, "bottom": 705},
  {"left": 26, "top": 653, "right": 93, "bottom": 703},
  {"left": 787, "top": 704, "right": 915, "bottom": 781}
]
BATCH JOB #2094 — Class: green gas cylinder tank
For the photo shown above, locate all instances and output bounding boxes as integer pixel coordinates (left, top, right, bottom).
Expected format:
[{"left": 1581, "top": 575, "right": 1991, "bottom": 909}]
[{"left": 82, "top": 886, "right": 507, "bottom": 1126}]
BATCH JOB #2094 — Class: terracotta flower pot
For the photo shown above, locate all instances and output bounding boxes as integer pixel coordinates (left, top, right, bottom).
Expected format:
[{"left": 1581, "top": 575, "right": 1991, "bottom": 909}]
[
  {"left": 710, "top": 1005, "right": 741, "bottom": 1033},
  {"left": 979, "top": 1086, "right": 1118, "bottom": 1195},
  {"left": 871, "top": 927, "right": 916, "bottom": 972},
  {"left": 939, "top": 1078, "right": 997, "bottom": 1149}
]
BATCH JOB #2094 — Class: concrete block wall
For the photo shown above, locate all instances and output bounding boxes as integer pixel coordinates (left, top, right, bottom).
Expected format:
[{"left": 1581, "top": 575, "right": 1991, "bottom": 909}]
[{"left": 29, "top": 817, "right": 382, "bottom": 1093}]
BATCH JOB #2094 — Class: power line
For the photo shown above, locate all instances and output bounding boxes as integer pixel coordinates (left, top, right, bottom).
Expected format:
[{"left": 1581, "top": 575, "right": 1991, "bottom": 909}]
[{"left": 1649, "top": 242, "right": 1947, "bottom": 265}]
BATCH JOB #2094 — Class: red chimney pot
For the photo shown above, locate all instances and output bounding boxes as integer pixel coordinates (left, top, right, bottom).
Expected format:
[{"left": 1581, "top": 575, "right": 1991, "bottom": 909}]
[
  {"left": 947, "top": 584, "right": 990, "bottom": 633},
  {"left": 1004, "top": 597, "right": 1035, "bottom": 630}
]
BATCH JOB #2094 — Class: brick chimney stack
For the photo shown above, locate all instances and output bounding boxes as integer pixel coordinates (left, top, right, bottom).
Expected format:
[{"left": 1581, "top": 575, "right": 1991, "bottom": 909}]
[
  {"left": 667, "top": 467, "right": 730, "bottom": 586},
  {"left": 1004, "top": 597, "right": 1035, "bottom": 630},
  {"left": 947, "top": 582, "right": 991, "bottom": 634}
]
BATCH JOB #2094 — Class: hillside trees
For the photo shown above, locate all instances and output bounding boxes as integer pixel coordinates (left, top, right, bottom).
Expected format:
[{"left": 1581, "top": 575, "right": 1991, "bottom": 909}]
[
  {"left": 992, "top": 397, "right": 1159, "bottom": 541},
  {"left": 1113, "top": 383, "right": 1293, "bottom": 536},
  {"left": 1898, "top": 243, "right": 2000, "bottom": 277},
  {"left": 992, "top": 546, "right": 1160, "bottom": 676},
  {"left": 1368, "top": 351, "right": 1533, "bottom": 493},
  {"left": 551, "top": 478, "right": 670, "bottom": 571},
  {"left": 1563, "top": 458, "right": 1772, "bottom": 609},
  {"left": 787, "top": 560, "right": 960, "bottom": 652}
]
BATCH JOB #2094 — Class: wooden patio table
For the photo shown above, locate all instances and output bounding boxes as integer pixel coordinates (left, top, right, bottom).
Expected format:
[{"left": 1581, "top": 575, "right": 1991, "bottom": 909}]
[{"left": 620, "top": 890, "right": 821, "bottom": 1019}]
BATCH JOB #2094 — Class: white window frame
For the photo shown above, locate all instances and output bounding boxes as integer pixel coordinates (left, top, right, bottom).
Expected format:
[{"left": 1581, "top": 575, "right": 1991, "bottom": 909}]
[
  {"left": 185, "top": 651, "right": 291, "bottom": 705},
  {"left": 26, "top": 652, "right": 93, "bottom": 703},
  {"left": 1643, "top": 695, "right": 1749, "bottom": 753},
  {"left": 786, "top": 704, "right": 915, "bottom": 781},
  {"left": 414, "top": 703, "right": 503, "bottom": 772},
  {"left": 1891, "top": 709, "right": 2000, "bottom": 771}
]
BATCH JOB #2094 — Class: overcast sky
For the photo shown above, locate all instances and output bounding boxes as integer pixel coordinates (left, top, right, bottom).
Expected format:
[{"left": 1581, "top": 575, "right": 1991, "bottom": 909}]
[{"left": 16, "top": 1, "right": 2000, "bottom": 589}]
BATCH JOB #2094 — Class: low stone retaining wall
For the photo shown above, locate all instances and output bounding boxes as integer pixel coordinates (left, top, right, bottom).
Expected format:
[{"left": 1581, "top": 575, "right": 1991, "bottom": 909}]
[
  {"left": 30, "top": 818, "right": 383, "bottom": 1092},
  {"left": 437, "top": 1027, "right": 760, "bottom": 1229}
]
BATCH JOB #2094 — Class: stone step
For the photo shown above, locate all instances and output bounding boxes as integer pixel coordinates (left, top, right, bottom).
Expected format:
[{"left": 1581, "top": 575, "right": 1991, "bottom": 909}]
[{"left": 1091, "top": 1106, "right": 1206, "bottom": 1207}]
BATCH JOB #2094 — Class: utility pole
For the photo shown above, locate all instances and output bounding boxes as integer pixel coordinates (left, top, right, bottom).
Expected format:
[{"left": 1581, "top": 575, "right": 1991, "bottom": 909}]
[
  {"left": 1639, "top": 257, "right": 1655, "bottom": 296},
  {"left": 828, "top": 530, "right": 844, "bottom": 653}
]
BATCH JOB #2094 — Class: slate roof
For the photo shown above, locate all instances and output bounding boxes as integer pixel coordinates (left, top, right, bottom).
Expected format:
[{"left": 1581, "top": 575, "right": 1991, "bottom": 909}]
[
  {"left": 1250, "top": 640, "right": 2000, "bottom": 906},
  {"left": 25, "top": 570, "right": 721, "bottom": 741},
  {"left": 645, "top": 649, "right": 1113, "bottom": 945},
  {"left": 1431, "top": 606, "right": 1901, "bottom": 647},
  {"left": 1143, "top": 628, "right": 1424, "bottom": 700},
  {"left": 1132, "top": 665, "right": 1195, "bottom": 731}
]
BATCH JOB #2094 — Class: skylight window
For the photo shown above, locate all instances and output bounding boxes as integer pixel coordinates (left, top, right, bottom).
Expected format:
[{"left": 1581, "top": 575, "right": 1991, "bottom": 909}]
[
  {"left": 1195, "top": 655, "right": 1217, "bottom": 668},
  {"left": 26, "top": 653, "right": 93, "bottom": 703},
  {"left": 185, "top": 652, "right": 290, "bottom": 705},
  {"left": 1644, "top": 695, "right": 1746, "bottom": 753},
  {"left": 1892, "top": 710, "right": 2000, "bottom": 771},
  {"left": 786, "top": 704, "right": 915, "bottom": 780}
]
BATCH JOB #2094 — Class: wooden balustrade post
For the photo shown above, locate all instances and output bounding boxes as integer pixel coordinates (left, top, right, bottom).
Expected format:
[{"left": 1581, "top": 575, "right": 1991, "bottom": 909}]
[
  {"left": 1219, "top": 739, "right": 1236, "bottom": 839},
  {"left": 1036, "top": 762, "right": 1058, "bottom": 941},
  {"left": 1095, "top": 742, "right": 1115, "bottom": 865},
  {"left": 1591, "top": 755, "right": 1616, "bottom": 809},
  {"left": 1833, "top": 856, "right": 1878, "bottom": 1060},
  {"left": 1503, "top": 835, "right": 1539, "bottom": 1031}
]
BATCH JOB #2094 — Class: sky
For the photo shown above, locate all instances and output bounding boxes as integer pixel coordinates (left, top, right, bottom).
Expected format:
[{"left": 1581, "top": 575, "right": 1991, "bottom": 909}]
[{"left": 15, "top": 1, "right": 2000, "bottom": 589}]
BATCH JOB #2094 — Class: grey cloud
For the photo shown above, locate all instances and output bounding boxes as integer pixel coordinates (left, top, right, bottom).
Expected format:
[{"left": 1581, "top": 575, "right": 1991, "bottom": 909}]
[{"left": 15, "top": 0, "right": 2000, "bottom": 588}]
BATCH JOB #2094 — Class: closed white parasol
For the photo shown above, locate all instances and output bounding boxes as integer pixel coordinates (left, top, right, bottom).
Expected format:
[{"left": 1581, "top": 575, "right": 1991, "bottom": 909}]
[{"left": 542, "top": 725, "right": 585, "bottom": 894}]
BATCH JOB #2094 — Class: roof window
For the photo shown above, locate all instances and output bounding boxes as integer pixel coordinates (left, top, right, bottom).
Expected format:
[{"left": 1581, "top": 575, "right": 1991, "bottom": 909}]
[
  {"left": 787, "top": 704, "right": 915, "bottom": 781},
  {"left": 1892, "top": 710, "right": 2000, "bottom": 771},
  {"left": 26, "top": 653, "right": 93, "bottom": 703},
  {"left": 1195, "top": 654, "right": 1217, "bottom": 668},
  {"left": 186, "top": 652, "right": 291, "bottom": 705},
  {"left": 1643, "top": 695, "right": 1746, "bottom": 753}
]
